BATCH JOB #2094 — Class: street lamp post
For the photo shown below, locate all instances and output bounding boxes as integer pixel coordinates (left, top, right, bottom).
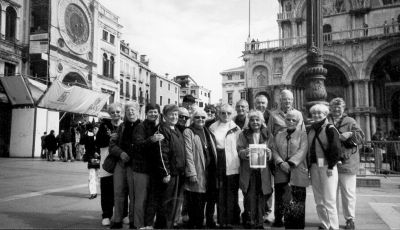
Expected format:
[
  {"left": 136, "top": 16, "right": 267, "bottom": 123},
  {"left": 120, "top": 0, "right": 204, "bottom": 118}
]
[{"left": 305, "top": 0, "right": 328, "bottom": 111}]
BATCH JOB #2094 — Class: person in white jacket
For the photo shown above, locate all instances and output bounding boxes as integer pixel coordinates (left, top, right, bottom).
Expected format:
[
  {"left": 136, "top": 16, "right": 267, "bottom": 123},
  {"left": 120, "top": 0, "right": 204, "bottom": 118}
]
[{"left": 209, "top": 104, "right": 241, "bottom": 228}]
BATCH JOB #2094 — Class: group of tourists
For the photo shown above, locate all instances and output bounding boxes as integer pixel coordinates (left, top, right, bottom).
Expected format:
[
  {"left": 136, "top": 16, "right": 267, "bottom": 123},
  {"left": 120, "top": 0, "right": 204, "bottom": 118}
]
[{"left": 87, "top": 91, "right": 364, "bottom": 230}]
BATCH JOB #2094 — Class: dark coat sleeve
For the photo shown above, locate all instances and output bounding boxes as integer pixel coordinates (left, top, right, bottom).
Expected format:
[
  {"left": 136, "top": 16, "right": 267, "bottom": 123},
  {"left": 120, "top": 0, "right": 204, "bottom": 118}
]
[
  {"left": 108, "top": 125, "right": 125, "bottom": 158},
  {"left": 326, "top": 125, "right": 341, "bottom": 169}
]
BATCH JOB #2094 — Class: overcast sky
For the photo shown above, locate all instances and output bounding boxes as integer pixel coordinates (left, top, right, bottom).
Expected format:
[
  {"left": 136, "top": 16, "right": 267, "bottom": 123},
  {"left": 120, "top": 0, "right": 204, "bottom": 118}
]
[{"left": 98, "top": 0, "right": 279, "bottom": 103}]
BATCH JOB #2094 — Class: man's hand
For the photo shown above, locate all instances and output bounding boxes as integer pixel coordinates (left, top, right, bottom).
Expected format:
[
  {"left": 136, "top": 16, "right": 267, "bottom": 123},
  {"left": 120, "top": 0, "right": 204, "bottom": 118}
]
[
  {"left": 163, "top": 175, "right": 171, "bottom": 183},
  {"left": 240, "top": 148, "right": 250, "bottom": 159},
  {"left": 339, "top": 132, "right": 352, "bottom": 141},
  {"left": 280, "top": 162, "right": 290, "bottom": 174},
  {"left": 120, "top": 152, "right": 130, "bottom": 163}
]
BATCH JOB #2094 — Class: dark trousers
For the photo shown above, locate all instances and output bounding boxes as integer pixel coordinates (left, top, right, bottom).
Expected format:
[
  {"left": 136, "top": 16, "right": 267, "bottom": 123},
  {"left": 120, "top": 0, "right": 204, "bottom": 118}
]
[
  {"left": 186, "top": 191, "right": 206, "bottom": 228},
  {"left": 242, "top": 170, "right": 266, "bottom": 228},
  {"left": 100, "top": 175, "right": 114, "bottom": 219},
  {"left": 274, "top": 183, "right": 306, "bottom": 229},
  {"left": 205, "top": 183, "right": 217, "bottom": 226},
  {"left": 217, "top": 174, "right": 240, "bottom": 226}
]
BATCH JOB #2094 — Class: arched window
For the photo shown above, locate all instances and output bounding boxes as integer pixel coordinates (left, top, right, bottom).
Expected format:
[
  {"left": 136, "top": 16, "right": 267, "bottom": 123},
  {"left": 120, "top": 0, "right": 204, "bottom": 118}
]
[
  {"left": 146, "top": 90, "right": 149, "bottom": 103},
  {"left": 103, "top": 53, "right": 109, "bottom": 77},
  {"left": 323, "top": 24, "right": 332, "bottom": 41},
  {"left": 5, "top": 7, "right": 17, "bottom": 41},
  {"left": 110, "top": 56, "right": 115, "bottom": 78}
]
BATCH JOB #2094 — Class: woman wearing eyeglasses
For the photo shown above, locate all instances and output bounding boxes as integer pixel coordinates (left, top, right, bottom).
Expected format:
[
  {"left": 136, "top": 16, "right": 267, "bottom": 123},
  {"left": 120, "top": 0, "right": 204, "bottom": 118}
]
[
  {"left": 237, "top": 110, "right": 272, "bottom": 229},
  {"left": 177, "top": 107, "right": 190, "bottom": 133},
  {"left": 183, "top": 109, "right": 218, "bottom": 229},
  {"left": 270, "top": 110, "right": 309, "bottom": 229},
  {"left": 209, "top": 104, "right": 241, "bottom": 228}
]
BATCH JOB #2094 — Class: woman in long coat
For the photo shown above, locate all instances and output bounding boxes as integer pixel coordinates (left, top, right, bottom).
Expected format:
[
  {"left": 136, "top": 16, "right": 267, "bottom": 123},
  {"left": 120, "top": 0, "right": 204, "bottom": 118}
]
[
  {"left": 270, "top": 110, "right": 309, "bottom": 229},
  {"left": 237, "top": 110, "right": 272, "bottom": 229}
]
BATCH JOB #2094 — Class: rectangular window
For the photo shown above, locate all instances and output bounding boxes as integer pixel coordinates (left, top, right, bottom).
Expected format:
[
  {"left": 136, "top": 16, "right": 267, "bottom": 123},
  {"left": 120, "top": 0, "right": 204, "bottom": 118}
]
[
  {"left": 227, "top": 92, "right": 233, "bottom": 105},
  {"left": 182, "top": 90, "right": 186, "bottom": 94},
  {"left": 191, "top": 90, "right": 195, "bottom": 95},
  {"left": 102, "top": 30, "right": 108, "bottom": 41},
  {"left": 227, "top": 75, "right": 232, "bottom": 80},
  {"left": 168, "top": 98, "right": 170, "bottom": 104},
  {"left": 132, "top": 84, "right": 136, "bottom": 100},
  {"left": 120, "top": 80, "right": 124, "bottom": 96},
  {"left": 160, "top": 80, "right": 163, "bottom": 87},
  {"left": 241, "top": 91, "right": 246, "bottom": 99},
  {"left": 199, "top": 102, "right": 204, "bottom": 107},
  {"left": 168, "top": 83, "right": 170, "bottom": 91},
  {"left": 160, "top": 96, "right": 163, "bottom": 106},
  {"left": 110, "top": 34, "right": 115, "bottom": 44},
  {"left": 4, "top": 63, "right": 16, "bottom": 76},
  {"left": 240, "top": 73, "right": 244, "bottom": 79},
  {"left": 125, "top": 82, "right": 130, "bottom": 98}
]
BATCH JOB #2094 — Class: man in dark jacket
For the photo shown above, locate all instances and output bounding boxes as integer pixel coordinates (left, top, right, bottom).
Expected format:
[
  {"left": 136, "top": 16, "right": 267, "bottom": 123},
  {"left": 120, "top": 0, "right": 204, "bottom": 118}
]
[
  {"left": 109, "top": 102, "right": 141, "bottom": 229},
  {"left": 45, "top": 130, "right": 57, "bottom": 161}
]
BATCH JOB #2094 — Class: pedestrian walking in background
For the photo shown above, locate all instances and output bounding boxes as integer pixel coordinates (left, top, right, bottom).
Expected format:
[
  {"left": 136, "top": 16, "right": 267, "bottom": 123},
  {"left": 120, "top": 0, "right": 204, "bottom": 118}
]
[
  {"left": 183, "top": 109, "right": 218, "bottom": 229},
  {"left": 308, "top": 104, "right": 341, "bottom": 230},
  {"left": 152, "top": 104, "right": 186, "bottom": 229},
  {"left": 82, "top": 123, "right": 100, "bottom": 200},
  {"left": 41, "top": 132, "right": 47, "bottom": 159},
  {"left": 45, "top": 130, "right": 57, "bottom": 161},
  {"left": 328, "top": 98, "right": 365, "bottom": 230},
  {"left": 56, "top": 131, "right": 64, "bottom": 161},
  {"left": 61, "top": 127, "right": 74, "bottom": 162},
  {"left": 237, "top": 110, "right": 272, "bottom": 229},
  {"left": 270, "top": 110, "right": 309, "bottom": 229},
  {"left": 209, "top": 104, "right": 241, "bottom": 228},
  {"left": 97, "top": 103, "right": 124, "bottom": 226},
  {"left": 109, "top": 102, "right": 141, "bottom": 229}
]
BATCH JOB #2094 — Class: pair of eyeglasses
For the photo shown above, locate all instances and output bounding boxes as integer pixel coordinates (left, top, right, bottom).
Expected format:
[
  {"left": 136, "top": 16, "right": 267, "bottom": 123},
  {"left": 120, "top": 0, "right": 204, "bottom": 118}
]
[
  {"left": 194, "top": 116, "right": 206, "bottom": 120},
  {"left": 220, "top": 111, "right": 232, "bottom": 115},
  {"left": 110, "top": 111, "right": 121, "bottom": 114},
  {"left": 179, "top": 115, "right": 190, "bottom": 120},
  {"left": 285, "top": 118, "right": 298, "bottom": 122},
  {"left": 205, "top": 110, "right": 215, "bottom": 114}
]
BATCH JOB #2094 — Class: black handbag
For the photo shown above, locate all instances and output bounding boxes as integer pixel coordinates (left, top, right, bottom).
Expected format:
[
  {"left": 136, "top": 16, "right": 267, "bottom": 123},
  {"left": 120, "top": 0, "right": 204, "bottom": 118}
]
[
  {"left": 342, "top": 135, "right": 357, "bottom": 149},
  {"left": 102, "top": 154, "right": 117, "bottom": 173}
]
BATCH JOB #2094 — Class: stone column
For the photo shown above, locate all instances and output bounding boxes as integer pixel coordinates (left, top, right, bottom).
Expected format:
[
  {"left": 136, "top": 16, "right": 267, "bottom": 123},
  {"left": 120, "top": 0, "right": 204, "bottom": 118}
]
[
  {"left": 15, "top": 16, "right": 20, "bottom": 41},
  {"left": 354, "top": 81, "right": 360, "bottom": 108},
  {"left": 369, "top": 81, "right": 374, "bottom": 107},
  {"left": 371, "top": 114, "right": 377, "bottom": 137},
  {"left": 387, "top": 117, "right": 393, "bottom": 132},
  {"left": 355, "top": 114, "right": 361, "bottom": 125},
  {"left": 379, "top": 117, "right": 386, "bottom": 133},
  {"left": 363, "top": 80, "right": 370, "bottom": 107},
  {"left": 1, "top": 9, "right": 6, "bottom": 38},
  {"left": 348, "top": 82, "right": 353, "bottom": 108},
  {"left": 365, "top": 114, "right": 371, "bottom": 141}
]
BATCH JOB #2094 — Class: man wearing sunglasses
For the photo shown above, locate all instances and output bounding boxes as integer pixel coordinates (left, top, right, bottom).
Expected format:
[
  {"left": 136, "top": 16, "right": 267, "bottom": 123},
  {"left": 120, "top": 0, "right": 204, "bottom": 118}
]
[{"left": 177, "top": 107, "right": 190, "bottom": 133}]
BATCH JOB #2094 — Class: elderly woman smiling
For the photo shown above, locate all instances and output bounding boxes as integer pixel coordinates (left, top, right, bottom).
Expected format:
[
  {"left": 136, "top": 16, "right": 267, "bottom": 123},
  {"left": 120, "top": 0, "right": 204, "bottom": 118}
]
[
  {"left": 183, "top": 109, "right": 218, "bottom": 229},
  {"left": 270, "top": 110, "right": 308, "bottom": 229},
  {"left": 237, "top": 110, "right": 272, "bottom": 229},
  {"left": 209, "top": 104, "right": 241, "bottom": 228},
  {"left": 308, "top": 104, "right": 341, "bottom": 230}
]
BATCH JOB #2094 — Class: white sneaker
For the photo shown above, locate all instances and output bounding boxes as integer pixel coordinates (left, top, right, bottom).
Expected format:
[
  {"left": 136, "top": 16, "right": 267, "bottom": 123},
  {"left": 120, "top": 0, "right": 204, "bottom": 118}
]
[
  {"left": 122, "top": 216, "right": 130, "bottom": 225},
  {"left": 101, "top": 218, "right": 111, "bottom": 226}
]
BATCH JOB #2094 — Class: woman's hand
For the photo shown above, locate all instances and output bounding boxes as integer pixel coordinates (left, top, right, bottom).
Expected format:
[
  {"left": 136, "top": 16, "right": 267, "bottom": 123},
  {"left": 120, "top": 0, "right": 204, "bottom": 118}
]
[
  {"left": 163, "top": 175, "right": 171, "bottom": 183},
  {"left": 239, "top": 148, "right": 250, "bottom": 159},
  {"left": 266, "top": 147, "right": 272, "bottom": 160},
  {"left": 188, "top": 175, "right": 197, "bottom": 184},
  {"left": 120, "top": 152, "right": 130, "bottom": 163},
  {"left": 280, "top": 162, "right": 290, "bottom": 174},
  {"left": 326, "top": 169, "right": 333, "bottom": 177},
  {"left": 339, "top": 132, "right": 352, "bottom": 141},
  {"left": 150, "top": 134, "right": 165, "bottom": 142}
]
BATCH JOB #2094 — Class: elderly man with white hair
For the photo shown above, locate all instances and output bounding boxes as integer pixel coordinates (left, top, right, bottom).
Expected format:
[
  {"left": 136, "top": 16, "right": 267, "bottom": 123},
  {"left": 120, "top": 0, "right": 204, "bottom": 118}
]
[
  {"left": 268, "top": 89, "right": 304, "bottom": 137},
  {"left": 308, "top": 103, "right": 341, "bottom": 230}
]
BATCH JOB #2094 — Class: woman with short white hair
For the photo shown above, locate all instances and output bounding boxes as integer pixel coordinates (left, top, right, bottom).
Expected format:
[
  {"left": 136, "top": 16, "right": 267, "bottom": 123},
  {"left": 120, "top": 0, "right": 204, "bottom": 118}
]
[
  {"left": 308, "top": 103, "right": 341, "bottom": 230},
  {"left": 328, "top": 98, "right": 364, "bottom": 230},
  {"left": 209, "top": 104, "right": 241, "bottom": 228}
]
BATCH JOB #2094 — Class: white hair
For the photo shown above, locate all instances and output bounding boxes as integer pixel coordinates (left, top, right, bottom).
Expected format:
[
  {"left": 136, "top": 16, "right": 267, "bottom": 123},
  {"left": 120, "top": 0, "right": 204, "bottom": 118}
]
[
  {"left": 280, "top": 89, "right": 294, "bottom": 99},
  {"left": 310, "top": 104, "right": 329, "bottom": 115}
]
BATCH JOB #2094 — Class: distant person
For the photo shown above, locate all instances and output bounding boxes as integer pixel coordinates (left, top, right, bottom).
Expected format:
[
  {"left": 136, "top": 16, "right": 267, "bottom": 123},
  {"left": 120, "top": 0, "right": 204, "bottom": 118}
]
[
  {"left": 384, "top": 20, "right": 389, "bottom": 34},
  {"left": 182, "top": 94, "right": 198, "bottom": 116},
  {"left": 56, "top": 130, "right": 64, "bottom": 161},
  {"left": 205, "top": 104, "right": 216, "bottom": 121},
  {"left": 205, "top": 104, "right": 220, "bottom": 128},
  {"left": 255, "top": 94, "right": 270, "bottom": 125},
  {"left": 233, "top": 99, "right": 249, "bottom": 130},
  {"left": 41, "top": 132, "right": 47, "bottom": 159},
  {"left": 363, "top": 22, "right": 368, "bottom": 36},
  {"left": 82, "top": 123, "right": 100, "bottom": 199},
  {"left": 45, "top": 130, "right": 57, "bottom": 161},
  {"left": 61, "top": 128, "right": 74, "bottom": 162}
]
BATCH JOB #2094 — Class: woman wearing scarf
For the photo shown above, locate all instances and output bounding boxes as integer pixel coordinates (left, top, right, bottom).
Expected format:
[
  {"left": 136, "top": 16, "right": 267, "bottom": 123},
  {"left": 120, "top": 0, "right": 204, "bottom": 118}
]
[
  {"left": 183, "top": 109, "right": 218, "bottom": 229},
  {"left": 308, "top": 104, "right": 341, "bottom": 230},
  {"left": 270, "top": 110, "right": 308, "bottom": 229},
  {"left": 237, "top": 110, "right": 272, "bottom": 229},
  {"left": 209, "top": 104, "right": 241, "bottom": 228}
]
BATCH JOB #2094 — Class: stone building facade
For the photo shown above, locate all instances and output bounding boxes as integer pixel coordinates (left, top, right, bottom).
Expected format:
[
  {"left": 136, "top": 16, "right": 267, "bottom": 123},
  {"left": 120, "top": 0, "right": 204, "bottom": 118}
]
[
  {"left": 220, "top": 66, "right": 245, "bottom": 106},
  {"left": 174, "top": 75, "right": 211, "bottom": 109},
  {"left": 243, "top": 0, "right": 400, "bottom": 140}
]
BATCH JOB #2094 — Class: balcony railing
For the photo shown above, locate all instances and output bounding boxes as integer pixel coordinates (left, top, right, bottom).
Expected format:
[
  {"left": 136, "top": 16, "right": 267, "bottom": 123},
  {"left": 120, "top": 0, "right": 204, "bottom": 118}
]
[
  {"left": 277, "top": 11, "right": 295, "bottom": 20},
  {"left": 245, "top": 23, "right": 400, "bottom": 51},
  {"left": 360, "top": 141, "right": 400, "bottom": 176}
]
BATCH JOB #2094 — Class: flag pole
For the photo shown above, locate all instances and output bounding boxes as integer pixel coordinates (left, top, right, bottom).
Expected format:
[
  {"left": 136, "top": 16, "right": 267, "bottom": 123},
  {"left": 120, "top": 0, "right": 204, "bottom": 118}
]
[{"left": 248, "top": 0, "right": 251, "bottom": 39}]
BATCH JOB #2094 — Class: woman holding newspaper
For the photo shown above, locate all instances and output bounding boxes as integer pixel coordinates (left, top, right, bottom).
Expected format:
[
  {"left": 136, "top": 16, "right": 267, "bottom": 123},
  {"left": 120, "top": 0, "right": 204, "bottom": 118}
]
[{"left": 237, "top": 110, "right": 273, "bottom": 229}]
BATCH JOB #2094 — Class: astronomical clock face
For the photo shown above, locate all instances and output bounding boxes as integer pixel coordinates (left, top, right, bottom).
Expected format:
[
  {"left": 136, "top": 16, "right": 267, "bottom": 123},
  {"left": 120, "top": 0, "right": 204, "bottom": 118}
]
[{"left": 58, "top": 0, "right": 92, "bottom": 54}]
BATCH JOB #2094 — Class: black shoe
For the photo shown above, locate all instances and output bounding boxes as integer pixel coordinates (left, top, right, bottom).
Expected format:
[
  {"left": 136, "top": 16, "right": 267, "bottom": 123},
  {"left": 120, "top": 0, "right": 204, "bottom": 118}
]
[
  {"left": 88, "top": 194, "right": 97, "bottom": 199},
  {"left": 206, "top": 221, "right": 217, "bottom": 229},
  {"left": 110, "top": 222, "right": 123, "bottom": 229},
  {"left": 272, "top": 221, "right": 284, "bottom": 228},
  {"left": 129, "top": 223, "right": 137, "bottom": 229},
  {"left": 345, "top": 219, "right": 355, "bottom": 230}
]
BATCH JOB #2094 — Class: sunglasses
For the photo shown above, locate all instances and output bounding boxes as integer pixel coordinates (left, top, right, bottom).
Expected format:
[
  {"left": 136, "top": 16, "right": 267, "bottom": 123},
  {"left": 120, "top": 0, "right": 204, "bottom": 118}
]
[
  {"left": 205, "top": 110, "right": 216, "bottom": 114},
  {"left": 194, "top": 116, "right": 206, "bottom": 120},
  {"left": 110, "top": 111, "right": 121, "bottom": 114},
  {"left": 178, "top": 115, "right": 190, "bottom": 120}
]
